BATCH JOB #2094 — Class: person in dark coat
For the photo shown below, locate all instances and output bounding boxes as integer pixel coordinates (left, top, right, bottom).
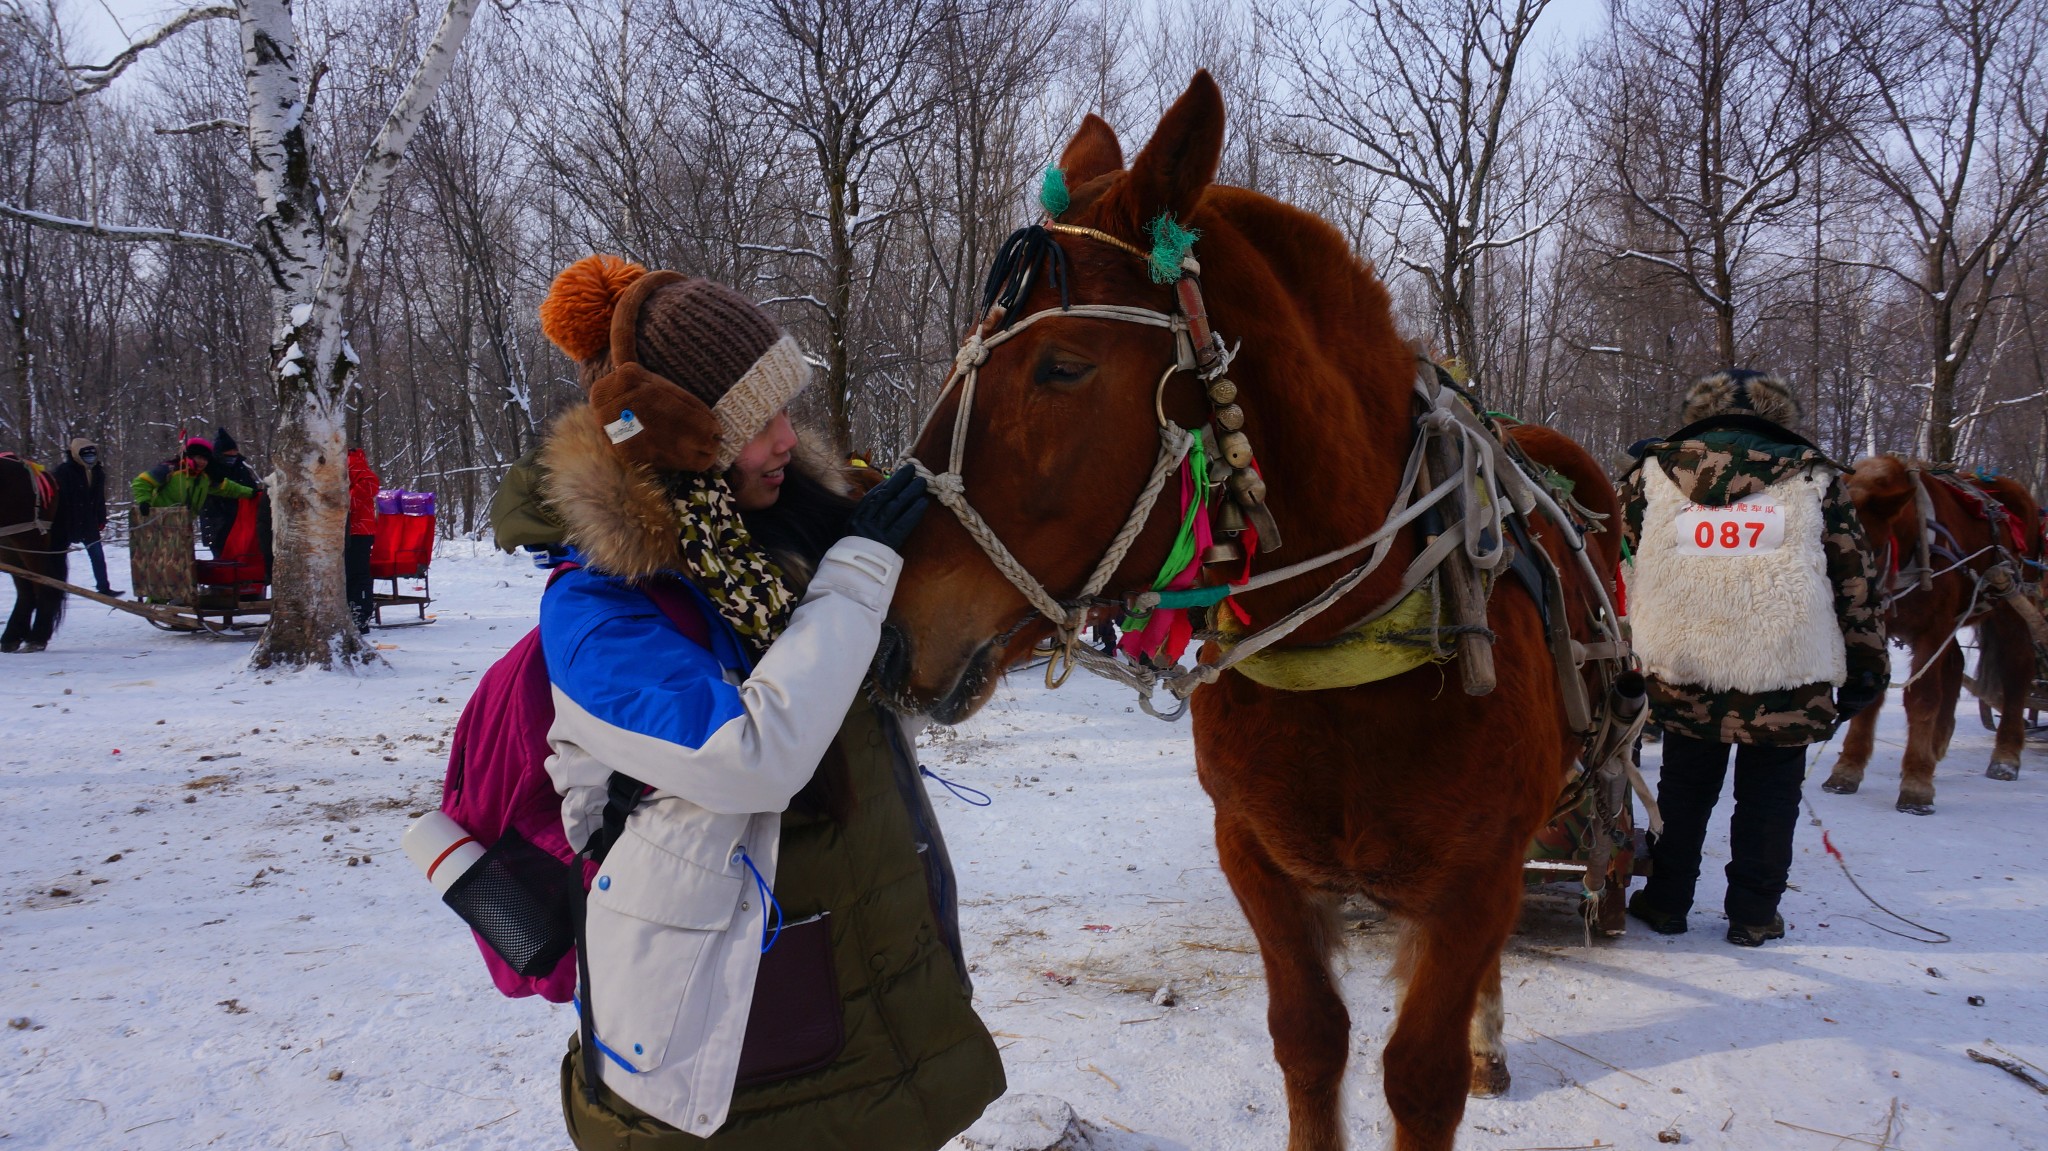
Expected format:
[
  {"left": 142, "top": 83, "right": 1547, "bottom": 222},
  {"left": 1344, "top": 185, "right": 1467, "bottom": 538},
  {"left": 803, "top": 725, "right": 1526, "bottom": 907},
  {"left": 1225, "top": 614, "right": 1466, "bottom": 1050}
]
[
  {"left": 51, "top": 438, "right": 119, "bottom": 595},
  {"left": 345, "top": 448, "right": 380, "bottom": 632},
  {"left": 201, "top": 427, "right": 263, "bottom": 556}
]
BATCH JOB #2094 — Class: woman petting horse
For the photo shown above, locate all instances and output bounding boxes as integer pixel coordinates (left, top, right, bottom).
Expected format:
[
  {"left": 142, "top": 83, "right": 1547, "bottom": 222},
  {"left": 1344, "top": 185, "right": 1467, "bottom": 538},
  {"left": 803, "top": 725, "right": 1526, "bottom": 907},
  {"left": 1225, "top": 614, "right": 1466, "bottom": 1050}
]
[
  {"left": 876, "top": 74, "right": 1632, "bottom": 1151},
  {"left": 1821, "top": 457, "right": 2045, "bottom": 811},
  {"left": 0, "top": 452, "right": 67, "bottom": 653}
]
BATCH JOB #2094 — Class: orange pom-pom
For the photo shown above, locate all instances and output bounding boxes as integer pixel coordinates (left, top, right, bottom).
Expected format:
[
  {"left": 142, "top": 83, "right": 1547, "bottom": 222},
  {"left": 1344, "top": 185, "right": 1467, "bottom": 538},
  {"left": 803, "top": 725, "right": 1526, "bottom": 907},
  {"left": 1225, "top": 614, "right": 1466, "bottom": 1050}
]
[{"left": 539, "top": 254, "right": 647, "bottom": 363}]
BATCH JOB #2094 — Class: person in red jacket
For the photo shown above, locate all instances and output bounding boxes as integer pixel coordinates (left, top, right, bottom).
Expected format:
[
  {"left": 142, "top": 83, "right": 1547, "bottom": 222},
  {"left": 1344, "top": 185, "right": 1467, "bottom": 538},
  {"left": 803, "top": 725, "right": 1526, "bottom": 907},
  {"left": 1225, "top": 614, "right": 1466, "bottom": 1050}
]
[{"left": 346, "top": 448, "right": 381, "bottom": 632}]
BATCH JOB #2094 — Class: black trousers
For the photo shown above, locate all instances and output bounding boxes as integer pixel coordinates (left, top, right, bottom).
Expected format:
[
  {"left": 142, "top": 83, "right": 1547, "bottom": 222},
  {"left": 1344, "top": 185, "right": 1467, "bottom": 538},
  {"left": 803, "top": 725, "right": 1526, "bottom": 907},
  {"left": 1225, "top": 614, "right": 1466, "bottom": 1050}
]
[
  {"left": 1642, "top": 731, "right": 1807, "bottom": 925},
  {"left": 344, "top": 534, "right": 375, "bottom": 629},
  {"left": 82, "top": 537, "right": 112, "bottom": 592}
]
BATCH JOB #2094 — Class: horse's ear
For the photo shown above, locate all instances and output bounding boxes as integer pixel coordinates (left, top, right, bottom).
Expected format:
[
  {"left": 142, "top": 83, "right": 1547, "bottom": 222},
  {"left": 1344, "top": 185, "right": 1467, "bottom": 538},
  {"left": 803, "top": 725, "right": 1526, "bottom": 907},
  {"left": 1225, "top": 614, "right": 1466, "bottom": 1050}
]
[
  {"left": 1060, "top": 114, "right": 1124, "bottom": 187},
  {"left": 1112, "top": 71, "right": 1224, "bottom": 227}
]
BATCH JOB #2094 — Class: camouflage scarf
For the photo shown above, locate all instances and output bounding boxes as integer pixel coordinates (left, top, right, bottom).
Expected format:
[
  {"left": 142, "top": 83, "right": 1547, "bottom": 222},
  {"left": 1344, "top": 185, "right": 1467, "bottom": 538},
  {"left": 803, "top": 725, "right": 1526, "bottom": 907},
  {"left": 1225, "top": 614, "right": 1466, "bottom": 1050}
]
[{"left": 669, "top": 471, "right": 796, "bottom": 658}]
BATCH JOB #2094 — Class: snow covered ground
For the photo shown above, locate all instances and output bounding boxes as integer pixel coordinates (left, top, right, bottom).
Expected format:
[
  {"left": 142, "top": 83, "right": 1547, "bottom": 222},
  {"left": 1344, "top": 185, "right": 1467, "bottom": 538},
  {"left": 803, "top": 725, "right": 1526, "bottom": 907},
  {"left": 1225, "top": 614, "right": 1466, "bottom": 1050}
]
[{"left": 4, "top": 544, "right": 2044, "bottom": 1150}]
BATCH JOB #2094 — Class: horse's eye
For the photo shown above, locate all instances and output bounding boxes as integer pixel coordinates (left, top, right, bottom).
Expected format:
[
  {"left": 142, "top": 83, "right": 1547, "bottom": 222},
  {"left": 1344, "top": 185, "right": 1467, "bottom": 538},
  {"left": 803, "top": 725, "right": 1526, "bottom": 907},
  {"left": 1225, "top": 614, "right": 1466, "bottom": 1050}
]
[{"left": 1035, "top": 348, "right": 1095, "bottom": 389}]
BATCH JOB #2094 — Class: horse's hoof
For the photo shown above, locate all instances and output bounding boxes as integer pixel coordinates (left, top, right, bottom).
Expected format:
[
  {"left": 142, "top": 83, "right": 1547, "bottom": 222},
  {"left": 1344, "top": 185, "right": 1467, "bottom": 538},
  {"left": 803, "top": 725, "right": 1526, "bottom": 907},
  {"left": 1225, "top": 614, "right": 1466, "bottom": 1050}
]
[
  {"left": 1895, "top": 800, "right": 1936, "bottom": 816},
  {"left": 1986, "top": 762, "right": 2020, "bottom": 782},
  {"left": 1820, "top": 776, "right": 1859, "bottom": 795},
  {"left": 0, "top": 643, "right": 18, "bottom": 654},
  {"left": 1469, "top": 1053, "right": 1511, "bottom": 1098},
  {"left": 20, "top": 642, "right": 44, "bottom": 653}
]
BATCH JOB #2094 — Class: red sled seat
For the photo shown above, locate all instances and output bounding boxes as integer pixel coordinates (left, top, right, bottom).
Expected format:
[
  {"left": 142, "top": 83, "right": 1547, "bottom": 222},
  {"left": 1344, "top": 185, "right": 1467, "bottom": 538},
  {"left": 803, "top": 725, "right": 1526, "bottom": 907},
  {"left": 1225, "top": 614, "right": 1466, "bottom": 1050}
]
[
  {"left": 371, "top": 510, "right": 435, "bottom": 579},
  {"left": 195, "top": 497, "right": 267, "bottom": 588}
]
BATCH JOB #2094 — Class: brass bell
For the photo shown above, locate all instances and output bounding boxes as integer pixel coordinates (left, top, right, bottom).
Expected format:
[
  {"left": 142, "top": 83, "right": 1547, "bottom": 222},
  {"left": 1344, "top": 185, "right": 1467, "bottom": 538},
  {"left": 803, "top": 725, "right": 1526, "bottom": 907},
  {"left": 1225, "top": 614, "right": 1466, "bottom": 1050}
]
[
  {"left": 1228, "top": 468, "right": 1267, "bottom": 503},
  {"left": 1201, "top": 540, "right": 1243, "bottom": 566},
  {"left": 1216, "top": 499, "right": 1247, "bottom": 533},
  {"left": 1207, "top": 378, "right": 1238, "bottom": 405},
  {"left": 1220, "top": 431, "right": 1255, "bottom": 469},
  {"left": 1214, "top": 403, "right": 1245, "bottom": 431}
]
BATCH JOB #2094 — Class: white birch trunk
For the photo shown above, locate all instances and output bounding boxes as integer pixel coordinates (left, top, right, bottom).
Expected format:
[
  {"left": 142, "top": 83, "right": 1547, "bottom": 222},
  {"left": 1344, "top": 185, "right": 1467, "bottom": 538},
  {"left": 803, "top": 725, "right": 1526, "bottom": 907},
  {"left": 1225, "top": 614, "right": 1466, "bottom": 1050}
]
[{"left": 242, "top": 0, "right": 481, "bottom": 668}]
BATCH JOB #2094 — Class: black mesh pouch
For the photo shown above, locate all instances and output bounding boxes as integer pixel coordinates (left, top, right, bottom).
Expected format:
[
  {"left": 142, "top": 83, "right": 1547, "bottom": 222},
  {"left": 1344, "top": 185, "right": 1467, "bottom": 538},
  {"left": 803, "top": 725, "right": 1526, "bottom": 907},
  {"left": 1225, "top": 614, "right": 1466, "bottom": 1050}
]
[{"left": 442, "top": 827, "right": 581, "bottom": 976}]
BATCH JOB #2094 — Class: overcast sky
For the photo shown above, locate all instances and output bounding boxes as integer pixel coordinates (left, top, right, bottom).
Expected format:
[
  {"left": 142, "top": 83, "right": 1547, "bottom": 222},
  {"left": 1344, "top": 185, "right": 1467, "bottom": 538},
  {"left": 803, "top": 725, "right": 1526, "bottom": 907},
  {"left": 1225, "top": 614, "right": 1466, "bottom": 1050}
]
[{"left": 67, "top": 0, "right": 1609, "bottom": 68}]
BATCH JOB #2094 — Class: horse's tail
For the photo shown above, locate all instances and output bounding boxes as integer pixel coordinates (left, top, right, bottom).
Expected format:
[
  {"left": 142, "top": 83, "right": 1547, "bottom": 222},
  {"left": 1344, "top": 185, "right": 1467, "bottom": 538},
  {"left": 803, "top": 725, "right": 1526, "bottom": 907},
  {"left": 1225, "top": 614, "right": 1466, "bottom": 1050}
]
[{"left": 45, "top": 547, "right": 68, "bottom": 626}]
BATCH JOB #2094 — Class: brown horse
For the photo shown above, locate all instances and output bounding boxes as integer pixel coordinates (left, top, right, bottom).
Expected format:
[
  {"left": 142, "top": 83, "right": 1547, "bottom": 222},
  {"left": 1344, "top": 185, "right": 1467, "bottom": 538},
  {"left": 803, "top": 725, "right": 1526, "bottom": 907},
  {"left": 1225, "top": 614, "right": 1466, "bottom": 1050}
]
[
  {"left": 877, "top": 75, "right": 1623, "bottom": 1151},
  {"left": 1822, "top": 456, "right": 2044, "bottom": 812},
  {"left": 0, "top": 453, "right": 67, "bottom": 652}
]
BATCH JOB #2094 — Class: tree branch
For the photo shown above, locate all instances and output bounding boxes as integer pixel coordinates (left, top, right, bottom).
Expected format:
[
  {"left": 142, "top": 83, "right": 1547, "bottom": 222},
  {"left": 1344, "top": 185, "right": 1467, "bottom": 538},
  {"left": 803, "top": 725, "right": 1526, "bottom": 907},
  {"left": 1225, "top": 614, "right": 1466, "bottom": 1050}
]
[
  {"left": 0, "top": 201, "right": 256, "bottom": 257},
  {"left": 64, "top": 6, "right": 236, "bottom": 101},
  {"left": 318, "top": 0, "right": 483, "bottom": 319},
  {"left": 154, "top": 118, "right": 242, "bottom": 136}
]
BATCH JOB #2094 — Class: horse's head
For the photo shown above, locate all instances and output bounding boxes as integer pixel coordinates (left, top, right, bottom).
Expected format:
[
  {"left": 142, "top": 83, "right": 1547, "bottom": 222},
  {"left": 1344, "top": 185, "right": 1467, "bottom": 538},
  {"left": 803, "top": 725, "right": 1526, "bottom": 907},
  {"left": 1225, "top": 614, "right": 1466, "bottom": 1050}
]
[
  {"left": 877, "top": 75, "right": 1232, "bottom": 721},
  {"left": 1845, "top": 455, "right": 1918, "bottom": 551}
]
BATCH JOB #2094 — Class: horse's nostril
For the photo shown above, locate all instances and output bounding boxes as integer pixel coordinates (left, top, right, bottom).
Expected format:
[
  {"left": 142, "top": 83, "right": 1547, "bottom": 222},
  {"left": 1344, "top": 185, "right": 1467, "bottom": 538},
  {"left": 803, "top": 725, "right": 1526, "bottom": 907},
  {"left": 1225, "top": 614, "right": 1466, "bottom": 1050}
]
[{"left": 874, "top": 625, "right": 910, "bottom": 693}]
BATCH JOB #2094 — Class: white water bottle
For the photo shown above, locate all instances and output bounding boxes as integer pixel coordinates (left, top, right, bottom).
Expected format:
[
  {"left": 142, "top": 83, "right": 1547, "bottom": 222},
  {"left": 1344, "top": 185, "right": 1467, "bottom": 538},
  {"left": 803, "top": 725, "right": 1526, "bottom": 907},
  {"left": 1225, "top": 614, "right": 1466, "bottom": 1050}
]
[{"left": 403, "top": 811, "right": 487, "bottom": 895}]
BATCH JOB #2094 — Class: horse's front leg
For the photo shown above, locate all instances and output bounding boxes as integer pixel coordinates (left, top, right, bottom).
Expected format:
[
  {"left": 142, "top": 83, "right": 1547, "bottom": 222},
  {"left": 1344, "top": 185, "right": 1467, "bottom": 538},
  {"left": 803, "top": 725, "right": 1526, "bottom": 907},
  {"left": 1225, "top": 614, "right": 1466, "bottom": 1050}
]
[
  {"left": 1897, "top": 641, "right": 1961, "bottom": 814},
  {"left": 1, "top": 577, "right": 32, "bottom": 652},
  {"left": 1821, "top": 694, "right": 1882, "bottom": 794},
  {"left": 1215, "top": 812, "right": 1349, "bottom": 1151}
]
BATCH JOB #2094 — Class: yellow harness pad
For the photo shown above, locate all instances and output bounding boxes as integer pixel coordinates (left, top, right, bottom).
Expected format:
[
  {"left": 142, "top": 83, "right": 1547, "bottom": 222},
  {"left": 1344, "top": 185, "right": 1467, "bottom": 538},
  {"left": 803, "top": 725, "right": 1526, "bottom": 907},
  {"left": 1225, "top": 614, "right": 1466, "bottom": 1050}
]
[{"left": 1216, "top": 582, "right": 1443, "bottom": 691}]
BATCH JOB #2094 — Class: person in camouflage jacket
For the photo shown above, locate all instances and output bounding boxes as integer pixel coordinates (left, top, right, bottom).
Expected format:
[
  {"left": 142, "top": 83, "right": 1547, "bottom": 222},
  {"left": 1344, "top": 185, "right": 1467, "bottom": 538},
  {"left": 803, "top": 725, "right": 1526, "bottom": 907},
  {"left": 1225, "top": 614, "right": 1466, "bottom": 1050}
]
[{"left": 1619, "top": 369, "right": 1887, "bottom": 946}]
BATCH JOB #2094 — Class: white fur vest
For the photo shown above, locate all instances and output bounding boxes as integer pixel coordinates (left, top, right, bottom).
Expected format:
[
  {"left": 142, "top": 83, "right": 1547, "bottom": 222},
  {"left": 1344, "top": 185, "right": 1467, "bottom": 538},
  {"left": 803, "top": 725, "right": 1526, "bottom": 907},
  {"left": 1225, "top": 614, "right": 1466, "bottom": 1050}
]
[{"left": 1628, "top": 463, "right": 1846, "bottom": 693}]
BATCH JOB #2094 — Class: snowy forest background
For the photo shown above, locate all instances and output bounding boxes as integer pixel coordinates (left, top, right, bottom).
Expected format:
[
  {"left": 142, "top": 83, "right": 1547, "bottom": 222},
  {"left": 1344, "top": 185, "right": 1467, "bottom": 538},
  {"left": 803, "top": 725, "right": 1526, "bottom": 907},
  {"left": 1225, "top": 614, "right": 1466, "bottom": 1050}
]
[{"left": 5, "top": 0, "right": 2047, "bottom": 538}]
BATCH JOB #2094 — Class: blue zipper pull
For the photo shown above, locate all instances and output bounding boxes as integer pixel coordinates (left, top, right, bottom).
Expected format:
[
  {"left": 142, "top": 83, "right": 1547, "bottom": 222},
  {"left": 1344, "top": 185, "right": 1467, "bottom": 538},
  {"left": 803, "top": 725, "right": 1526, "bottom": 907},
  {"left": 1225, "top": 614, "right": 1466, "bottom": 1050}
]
[{"left": 733, "top": 847, "right": 784, "bottom": 952}]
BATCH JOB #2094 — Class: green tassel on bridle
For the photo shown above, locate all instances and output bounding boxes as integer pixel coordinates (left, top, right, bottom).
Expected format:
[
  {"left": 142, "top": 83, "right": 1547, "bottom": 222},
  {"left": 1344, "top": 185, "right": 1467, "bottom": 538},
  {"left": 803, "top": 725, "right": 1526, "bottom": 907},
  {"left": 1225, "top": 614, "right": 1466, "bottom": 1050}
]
[
  {"left": 1145, "top": 213, "right": 1200, "bottom": 283},
  {"left": 1039, "top": 167, "right": 1070, "bottom": 217}
]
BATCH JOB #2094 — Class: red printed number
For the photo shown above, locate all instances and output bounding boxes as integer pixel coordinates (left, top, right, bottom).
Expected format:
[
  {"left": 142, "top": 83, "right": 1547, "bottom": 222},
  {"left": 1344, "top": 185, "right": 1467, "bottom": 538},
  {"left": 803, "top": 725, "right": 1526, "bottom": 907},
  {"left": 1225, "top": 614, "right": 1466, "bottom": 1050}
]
[{"left": 1693, "top": 519, "right": 1769, "bottom": 550}]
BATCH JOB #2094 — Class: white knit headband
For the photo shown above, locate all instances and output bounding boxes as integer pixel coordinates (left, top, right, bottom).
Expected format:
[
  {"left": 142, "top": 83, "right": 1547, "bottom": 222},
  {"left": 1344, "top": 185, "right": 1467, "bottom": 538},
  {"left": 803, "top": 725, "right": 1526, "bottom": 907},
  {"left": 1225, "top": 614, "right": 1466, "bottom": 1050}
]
[{"left": 712, "top": 335, "right": 811, "bottom": 469}]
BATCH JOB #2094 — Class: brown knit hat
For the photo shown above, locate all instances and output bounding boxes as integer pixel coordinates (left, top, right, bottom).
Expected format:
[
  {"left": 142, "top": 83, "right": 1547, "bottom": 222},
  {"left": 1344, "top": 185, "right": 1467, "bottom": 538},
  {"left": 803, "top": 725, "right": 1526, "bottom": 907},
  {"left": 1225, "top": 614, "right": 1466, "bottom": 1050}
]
[{"left": 539, "top": 255, "right": 811, "bottom": 473}]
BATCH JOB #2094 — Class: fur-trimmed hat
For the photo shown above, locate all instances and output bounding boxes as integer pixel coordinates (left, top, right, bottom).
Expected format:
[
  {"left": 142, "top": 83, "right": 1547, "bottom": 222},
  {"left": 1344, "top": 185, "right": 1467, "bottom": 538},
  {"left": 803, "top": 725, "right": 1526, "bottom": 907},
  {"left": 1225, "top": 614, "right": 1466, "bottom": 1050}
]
[
  {"left": 1681, "top": 368, "right": 1801, "bottom": 428},
  {"left": 538, "top": 255, "right": 810, "bottom": 473}
]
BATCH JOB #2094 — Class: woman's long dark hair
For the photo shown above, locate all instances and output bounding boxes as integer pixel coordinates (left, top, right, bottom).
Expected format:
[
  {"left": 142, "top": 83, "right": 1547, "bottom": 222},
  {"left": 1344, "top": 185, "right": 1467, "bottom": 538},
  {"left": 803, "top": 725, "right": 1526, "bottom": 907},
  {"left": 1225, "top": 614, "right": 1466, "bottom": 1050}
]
[
  {"left": 739, "top": 458, "right": 862, "bottom": 821},
  {"left": 740, "top": 463, "right": 858, "bottom": 581}
]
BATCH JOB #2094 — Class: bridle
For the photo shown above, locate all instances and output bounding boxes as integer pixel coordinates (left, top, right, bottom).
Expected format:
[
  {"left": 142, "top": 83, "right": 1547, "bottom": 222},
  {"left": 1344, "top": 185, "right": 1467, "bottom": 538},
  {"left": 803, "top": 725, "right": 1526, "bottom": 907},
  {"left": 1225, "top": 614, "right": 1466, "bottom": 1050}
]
[
  {"left": 897, "top": 220, "right": 1256, "bottom": 714},
  {"left": 898, "top": 217, "right": 1628, "bottom": 720}
]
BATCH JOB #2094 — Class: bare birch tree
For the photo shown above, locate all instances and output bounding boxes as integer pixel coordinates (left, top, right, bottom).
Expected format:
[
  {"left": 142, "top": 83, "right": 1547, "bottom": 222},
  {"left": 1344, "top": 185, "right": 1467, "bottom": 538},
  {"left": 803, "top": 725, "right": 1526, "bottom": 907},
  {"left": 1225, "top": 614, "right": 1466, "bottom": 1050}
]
[{"left": 0, "top": 0, "right": 483, "bottom": 667}]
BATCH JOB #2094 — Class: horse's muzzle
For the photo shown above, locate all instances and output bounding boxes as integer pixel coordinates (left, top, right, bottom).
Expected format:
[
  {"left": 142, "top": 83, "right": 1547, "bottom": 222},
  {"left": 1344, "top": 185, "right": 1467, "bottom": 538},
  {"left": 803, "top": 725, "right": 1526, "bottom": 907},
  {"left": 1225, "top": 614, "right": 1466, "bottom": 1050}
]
[{"left": 872, "top": 623, "right": 998, "bottom": 725}]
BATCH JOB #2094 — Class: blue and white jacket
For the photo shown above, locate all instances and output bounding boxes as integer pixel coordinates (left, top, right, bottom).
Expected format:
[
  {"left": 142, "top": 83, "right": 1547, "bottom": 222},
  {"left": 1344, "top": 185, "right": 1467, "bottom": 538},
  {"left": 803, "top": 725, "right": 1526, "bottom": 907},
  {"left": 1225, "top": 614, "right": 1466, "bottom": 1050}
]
[{"left": 536, "top": 405, "right": 902, "bottom": 1135}]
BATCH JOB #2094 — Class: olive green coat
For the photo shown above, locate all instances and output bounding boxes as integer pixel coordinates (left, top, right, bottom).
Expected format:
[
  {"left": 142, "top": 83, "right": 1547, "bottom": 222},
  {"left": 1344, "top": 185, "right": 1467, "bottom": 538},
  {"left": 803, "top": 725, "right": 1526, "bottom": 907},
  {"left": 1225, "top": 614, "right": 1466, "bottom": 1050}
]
[{"left": 561, "top": 695, "right": 1005, "bottom": 1150}]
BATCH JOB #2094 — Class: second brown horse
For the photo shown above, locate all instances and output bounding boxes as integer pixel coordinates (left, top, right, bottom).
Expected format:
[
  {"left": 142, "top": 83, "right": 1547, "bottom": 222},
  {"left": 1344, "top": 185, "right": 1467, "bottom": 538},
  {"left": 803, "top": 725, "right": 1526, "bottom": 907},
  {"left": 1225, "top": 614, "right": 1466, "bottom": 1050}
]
[
  {"left": 877, "top": 75, "right": 1622, "bottom": 1151},
  {"left": 1824, "top": 456, "right": 2043, "bottom": 812}
]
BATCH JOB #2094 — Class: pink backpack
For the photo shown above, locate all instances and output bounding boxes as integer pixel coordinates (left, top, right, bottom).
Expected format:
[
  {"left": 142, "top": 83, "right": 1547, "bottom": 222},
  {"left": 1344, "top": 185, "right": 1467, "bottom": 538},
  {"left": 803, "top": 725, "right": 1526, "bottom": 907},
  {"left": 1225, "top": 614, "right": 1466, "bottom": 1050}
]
[{"left": 440, "top": 567, "right": 709, "bottom": 1001}]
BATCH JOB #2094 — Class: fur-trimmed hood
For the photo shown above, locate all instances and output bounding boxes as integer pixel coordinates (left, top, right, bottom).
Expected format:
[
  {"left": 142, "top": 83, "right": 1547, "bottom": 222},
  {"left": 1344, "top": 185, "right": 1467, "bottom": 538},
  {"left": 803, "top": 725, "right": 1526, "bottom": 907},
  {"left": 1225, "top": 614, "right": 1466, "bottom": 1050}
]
[{"left": 536, "top": 404, "right": 855, "bottom": 585}]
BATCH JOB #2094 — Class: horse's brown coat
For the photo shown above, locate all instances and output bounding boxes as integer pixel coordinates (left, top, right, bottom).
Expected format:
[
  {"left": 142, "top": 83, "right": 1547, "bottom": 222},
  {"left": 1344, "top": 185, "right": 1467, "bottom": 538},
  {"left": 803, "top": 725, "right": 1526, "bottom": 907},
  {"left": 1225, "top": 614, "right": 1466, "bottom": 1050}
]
[
  {"left": 1823, "top": 456, "right": 2042, "bottom": 810},
  {"left": 878, "top": 74, "right": 1622, "bottom": 1151}
]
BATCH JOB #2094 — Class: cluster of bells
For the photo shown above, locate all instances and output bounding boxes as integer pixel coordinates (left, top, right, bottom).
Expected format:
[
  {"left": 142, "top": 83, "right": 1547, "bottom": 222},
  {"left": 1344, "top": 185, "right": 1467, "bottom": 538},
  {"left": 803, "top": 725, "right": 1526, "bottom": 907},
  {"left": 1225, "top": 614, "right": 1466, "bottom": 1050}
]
[{"left": 1199, "top": 374, "right": 1282, "bottom": 569}]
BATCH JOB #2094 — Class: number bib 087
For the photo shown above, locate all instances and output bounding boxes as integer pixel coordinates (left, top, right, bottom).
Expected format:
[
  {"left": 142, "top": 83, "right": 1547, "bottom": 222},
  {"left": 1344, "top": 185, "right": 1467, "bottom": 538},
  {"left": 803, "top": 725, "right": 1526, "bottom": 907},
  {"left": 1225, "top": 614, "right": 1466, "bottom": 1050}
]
[{"left": 1675, "top": 502, "right": 1785, "bottom": 555}]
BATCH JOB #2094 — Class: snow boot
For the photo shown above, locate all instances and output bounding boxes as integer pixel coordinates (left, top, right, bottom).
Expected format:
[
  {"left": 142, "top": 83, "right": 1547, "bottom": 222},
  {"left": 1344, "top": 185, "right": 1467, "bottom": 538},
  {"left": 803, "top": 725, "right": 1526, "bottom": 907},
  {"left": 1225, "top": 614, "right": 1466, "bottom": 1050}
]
[
  {"left": 1627, "top": 890, "right": 1687, "bottom": 935},
  {"left": 1725, "top": 914, "right": 1785, "bottom": 947}
]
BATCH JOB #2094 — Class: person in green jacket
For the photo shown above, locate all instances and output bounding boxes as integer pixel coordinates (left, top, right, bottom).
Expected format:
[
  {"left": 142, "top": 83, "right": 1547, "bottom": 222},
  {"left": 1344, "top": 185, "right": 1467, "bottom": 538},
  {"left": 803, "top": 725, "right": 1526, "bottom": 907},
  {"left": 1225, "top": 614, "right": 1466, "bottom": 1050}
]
[{"left": 132, "top": 437, "right": 257, "bottom": 516}]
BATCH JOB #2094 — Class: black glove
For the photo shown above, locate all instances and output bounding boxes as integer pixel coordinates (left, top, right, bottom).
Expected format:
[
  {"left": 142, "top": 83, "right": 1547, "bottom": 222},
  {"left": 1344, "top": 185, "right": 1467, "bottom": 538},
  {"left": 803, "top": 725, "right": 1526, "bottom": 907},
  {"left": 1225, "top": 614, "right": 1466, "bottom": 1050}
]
[
  {"left": 844, "top": 468, "right": 930, "bottom": 553},
  {"left": 1834, "top": 679, "right": 1884, "bottom": 723}
]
